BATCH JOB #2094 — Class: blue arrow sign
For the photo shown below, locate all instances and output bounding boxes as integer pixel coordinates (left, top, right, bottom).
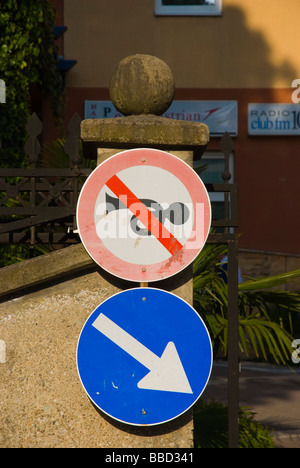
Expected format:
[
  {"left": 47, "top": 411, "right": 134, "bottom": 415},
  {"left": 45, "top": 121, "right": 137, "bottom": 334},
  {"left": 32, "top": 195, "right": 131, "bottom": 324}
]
[{"left": 76, "top": 288, "right": 213, "bottom": 426}]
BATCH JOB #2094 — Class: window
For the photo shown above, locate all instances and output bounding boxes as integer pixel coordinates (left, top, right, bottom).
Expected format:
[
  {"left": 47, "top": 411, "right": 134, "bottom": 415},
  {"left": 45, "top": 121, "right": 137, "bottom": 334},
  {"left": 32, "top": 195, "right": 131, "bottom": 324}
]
[
  {"left": 194, "top": 152, "right": 234, "bottom": 228},
  {"left": 155, "top": 0, "right": 222, "bottom": 16}
]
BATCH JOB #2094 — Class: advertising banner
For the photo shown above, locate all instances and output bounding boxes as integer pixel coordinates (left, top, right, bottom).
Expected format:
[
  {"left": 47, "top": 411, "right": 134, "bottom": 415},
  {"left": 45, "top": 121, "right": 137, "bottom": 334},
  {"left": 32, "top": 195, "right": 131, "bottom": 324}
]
[
  {"left": 248, "top": 103, "right": 300, "bottom": 135},
  {"left": 84, "top": 100, "right": 238, "bottom": 136}
]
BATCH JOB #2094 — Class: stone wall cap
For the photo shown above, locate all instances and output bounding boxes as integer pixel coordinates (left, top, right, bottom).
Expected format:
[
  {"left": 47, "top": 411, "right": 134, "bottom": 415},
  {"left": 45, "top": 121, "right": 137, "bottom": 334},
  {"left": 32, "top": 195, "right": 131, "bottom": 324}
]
[
  {"left": 0, "top": 244, "right": 94, "bottom": 299},
  {"left": 81, "top": 115, "right": 209, "bottom": 158}
]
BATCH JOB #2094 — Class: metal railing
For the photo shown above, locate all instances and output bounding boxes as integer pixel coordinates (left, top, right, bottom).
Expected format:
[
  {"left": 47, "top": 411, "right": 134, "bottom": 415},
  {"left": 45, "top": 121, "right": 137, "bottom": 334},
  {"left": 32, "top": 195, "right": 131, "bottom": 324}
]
[{"left": 0, "top": 113, "right": 92, "bottom": 247}]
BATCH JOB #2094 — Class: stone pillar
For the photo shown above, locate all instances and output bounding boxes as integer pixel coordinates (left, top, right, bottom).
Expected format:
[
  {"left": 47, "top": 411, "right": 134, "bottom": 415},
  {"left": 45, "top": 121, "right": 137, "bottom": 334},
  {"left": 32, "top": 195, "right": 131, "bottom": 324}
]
[
  {"left": 80, "top": 54, "right": 210, "bottom": 446},
  {"left": 82, "top": 55, "right": 208, "bottom": 164},
  {"left": 81, "top": 53, "right": 209, "bottom": 302}
]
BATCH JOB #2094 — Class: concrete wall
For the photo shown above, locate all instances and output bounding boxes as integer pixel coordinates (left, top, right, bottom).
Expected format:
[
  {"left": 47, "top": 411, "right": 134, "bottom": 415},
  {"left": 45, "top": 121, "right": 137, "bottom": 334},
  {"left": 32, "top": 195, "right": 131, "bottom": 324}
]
[{"left": 0, "top": 244, "right": 193, "bottom": 448}]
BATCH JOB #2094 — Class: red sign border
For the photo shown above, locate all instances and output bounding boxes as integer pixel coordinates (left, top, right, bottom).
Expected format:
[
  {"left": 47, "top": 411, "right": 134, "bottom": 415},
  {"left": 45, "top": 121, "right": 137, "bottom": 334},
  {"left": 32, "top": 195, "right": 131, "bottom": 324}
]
[{"left": 76, "top": 148, "right": 211, "bottom": 283}]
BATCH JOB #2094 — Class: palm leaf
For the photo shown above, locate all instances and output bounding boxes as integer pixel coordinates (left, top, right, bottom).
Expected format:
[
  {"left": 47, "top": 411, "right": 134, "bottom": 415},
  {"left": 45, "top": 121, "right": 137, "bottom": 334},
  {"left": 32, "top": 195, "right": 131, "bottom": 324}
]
[
  {"left": 193, "top": 244, "right": 300, "bottom": 364},
  {"left": 39, "top": 138, "right": 96, "bottom": 170},
  {"left": 193, "top": 243, "right": 227, "bottom": 277},
  {"left": 239, "top": 317, "right": 293, "bottom": 364},
  {"left": 245, "top": 324, "right": 259, "bottom": 358},
  {"left": 39, "top": 138, "right": 69, "bottom": 168},
  {"left": 193, "top": 400, "right": 275, "bottom": 448},
  {"left": 239, "top": 324, "right": 249, "bottom": 355},
  {"left": 239, "top": 269, "right": 300, "bottom": 291}
]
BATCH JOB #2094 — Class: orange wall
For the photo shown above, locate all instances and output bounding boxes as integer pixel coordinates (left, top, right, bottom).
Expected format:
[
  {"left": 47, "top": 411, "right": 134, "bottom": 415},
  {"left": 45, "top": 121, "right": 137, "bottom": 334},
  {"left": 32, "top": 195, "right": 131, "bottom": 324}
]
[
  {"left": 64, "top": 0, "right": 300, "bottom": 90},
  {"left": 55, "top": 1, "right": 300, "bottom": 255}
]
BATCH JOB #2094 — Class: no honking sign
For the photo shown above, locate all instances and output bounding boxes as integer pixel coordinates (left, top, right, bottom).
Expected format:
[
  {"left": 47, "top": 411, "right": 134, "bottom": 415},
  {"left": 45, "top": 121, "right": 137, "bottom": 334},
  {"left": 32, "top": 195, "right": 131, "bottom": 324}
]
[{"left": 76, "top": 148, "right": 211, "bottom": 282}]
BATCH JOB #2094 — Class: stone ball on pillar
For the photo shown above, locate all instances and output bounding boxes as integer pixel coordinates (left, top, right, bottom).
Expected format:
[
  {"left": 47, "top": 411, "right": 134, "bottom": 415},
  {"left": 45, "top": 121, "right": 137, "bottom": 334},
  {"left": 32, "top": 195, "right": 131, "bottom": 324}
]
[{"left": 109, "top": 54, "right": 175, "bottom": 116}]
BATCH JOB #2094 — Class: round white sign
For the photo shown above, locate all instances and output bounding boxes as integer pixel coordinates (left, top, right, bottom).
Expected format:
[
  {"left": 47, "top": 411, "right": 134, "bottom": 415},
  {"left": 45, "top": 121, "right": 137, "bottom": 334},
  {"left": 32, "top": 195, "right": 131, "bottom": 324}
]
[{"left": 76, "top": 148, "right": 211, "bottom": 282}]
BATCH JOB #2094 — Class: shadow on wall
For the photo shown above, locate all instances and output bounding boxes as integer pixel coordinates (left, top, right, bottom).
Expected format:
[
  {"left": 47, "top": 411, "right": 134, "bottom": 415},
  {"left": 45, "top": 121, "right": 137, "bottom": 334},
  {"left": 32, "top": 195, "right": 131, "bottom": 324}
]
[
  {"left": 161, "top": 5, "right": 297, "bottom": 89},
  {"left": 219, "top": 5, "right": 296, "bottom": 88}
]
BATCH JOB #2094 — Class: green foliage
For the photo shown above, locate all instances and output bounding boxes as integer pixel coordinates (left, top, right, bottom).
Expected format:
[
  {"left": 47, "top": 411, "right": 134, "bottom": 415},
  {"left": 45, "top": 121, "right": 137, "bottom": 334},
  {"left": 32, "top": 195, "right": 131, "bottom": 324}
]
[
  {"left": 39, "top": 138, "right": 96, "bottom": 170},
  {"left": 0, "top": 243, "right": 54, "bottom": 268},
  {"left": 193, "top": 399, "right": 275, "bottom": 448},
  {"left": 0, "top": 137, "right": 95, "bottom": 268},
  {"left": 0, "top": 0, "right": 63, "bottom": 167},
  {"left": 193, "top": 243, "right": 300, "bottom": 365}
]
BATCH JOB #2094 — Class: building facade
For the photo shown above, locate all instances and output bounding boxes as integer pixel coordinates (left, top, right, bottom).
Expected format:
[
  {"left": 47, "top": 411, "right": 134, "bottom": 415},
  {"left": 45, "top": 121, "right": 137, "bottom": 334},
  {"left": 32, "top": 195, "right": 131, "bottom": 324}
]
[{"left": 50, "top": 0, "right": 300, "bottom": 276}]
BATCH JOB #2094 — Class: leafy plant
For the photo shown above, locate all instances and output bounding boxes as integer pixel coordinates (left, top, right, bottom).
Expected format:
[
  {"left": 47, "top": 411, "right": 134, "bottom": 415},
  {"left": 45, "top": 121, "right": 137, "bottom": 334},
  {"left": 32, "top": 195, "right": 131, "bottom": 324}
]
[
  {"left": 0, "top": 0, "right": 63, "bottom": 168},
  {"left": 39, "top": 138, "right": 96, "bottom": 170},
  {"left": 193, "top": 399, "right": 275, "bottom": 448},
  {"left": 0, "top": 243, "right": 55, "bottom": 268},
  {"left": 193, "top": 242, "right": 300, "bottom": 364},
  {"left": 0, "top": 137, "right": 95, "bottom": 268}
]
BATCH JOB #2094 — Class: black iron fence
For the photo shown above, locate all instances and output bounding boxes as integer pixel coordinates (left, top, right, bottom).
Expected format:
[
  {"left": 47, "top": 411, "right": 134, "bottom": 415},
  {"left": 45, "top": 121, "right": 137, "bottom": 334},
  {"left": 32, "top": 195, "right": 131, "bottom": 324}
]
[
  {"left": 0, "top": 113, "right": 237, "bottom": 248},
  {"left": 0, "top": 113, "right": 93, "bottom": 247}
]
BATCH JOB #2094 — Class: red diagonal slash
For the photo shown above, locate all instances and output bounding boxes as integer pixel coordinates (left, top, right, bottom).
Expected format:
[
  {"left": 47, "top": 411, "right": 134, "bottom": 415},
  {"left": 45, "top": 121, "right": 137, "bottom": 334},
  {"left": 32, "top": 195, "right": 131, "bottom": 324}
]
[{"left": 105, "top": 174, "right": 183, "bottom": 256}]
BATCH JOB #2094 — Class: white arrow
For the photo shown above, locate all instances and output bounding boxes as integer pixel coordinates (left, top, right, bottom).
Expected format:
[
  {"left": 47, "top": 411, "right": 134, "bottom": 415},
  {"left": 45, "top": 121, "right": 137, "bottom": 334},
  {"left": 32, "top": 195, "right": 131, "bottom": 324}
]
[{"left": 92, "top": 313, "right": 193, "bottom": 394}]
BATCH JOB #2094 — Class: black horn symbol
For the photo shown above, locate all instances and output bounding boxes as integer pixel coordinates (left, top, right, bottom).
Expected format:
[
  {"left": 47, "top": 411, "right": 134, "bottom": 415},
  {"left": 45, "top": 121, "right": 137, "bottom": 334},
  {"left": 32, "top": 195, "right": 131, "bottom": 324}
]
[{"left": 105, "top": 193, "right": 190, "bottom": 236}]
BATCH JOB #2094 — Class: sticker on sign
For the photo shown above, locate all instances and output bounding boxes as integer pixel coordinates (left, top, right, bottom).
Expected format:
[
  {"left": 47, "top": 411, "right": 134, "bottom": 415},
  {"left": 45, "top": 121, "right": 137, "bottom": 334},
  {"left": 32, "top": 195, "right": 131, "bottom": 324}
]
[{"left": 76, "top": 148, "right": 211, "bottom": 282}]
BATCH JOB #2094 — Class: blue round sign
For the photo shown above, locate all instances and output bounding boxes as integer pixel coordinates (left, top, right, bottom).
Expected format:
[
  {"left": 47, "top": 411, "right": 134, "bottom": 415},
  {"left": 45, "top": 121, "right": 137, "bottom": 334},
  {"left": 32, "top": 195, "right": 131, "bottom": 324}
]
[{"left": 76, "top": 288, "right": 213, "bottom": 426}]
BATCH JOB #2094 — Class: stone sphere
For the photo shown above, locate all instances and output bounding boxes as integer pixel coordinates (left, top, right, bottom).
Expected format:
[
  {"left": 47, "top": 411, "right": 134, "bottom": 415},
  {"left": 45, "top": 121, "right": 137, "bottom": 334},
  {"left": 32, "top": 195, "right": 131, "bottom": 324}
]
[{"left": 109, "top": 54, "right": 175, "bottom": 116}]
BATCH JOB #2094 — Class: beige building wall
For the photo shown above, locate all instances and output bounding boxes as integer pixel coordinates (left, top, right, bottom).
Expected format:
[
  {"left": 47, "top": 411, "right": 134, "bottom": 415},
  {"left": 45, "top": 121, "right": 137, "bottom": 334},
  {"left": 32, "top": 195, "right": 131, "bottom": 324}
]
[{"left": 64, "top": 0, "right": 300, "bottom": 89}]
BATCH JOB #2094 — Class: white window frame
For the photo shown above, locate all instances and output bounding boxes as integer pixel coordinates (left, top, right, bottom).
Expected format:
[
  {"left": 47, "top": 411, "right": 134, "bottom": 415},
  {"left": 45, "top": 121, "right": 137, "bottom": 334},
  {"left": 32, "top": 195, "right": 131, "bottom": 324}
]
[
  {"left": 196, "top": 151, "right": 235, "bottom": 232},
  {"left": 197, "top": 152, "right": 234, "bottom": 203},
  {"left": 155, "top": 0, "right": 222, "bottom": 16}
]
